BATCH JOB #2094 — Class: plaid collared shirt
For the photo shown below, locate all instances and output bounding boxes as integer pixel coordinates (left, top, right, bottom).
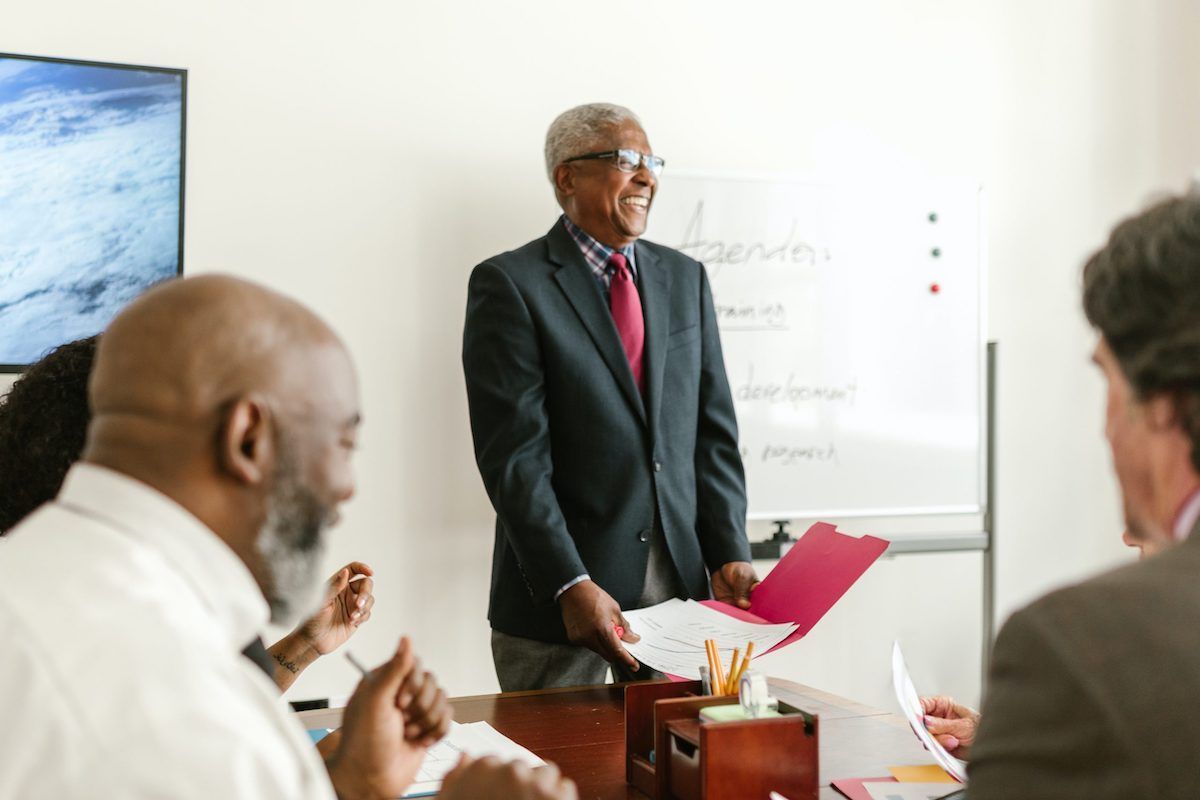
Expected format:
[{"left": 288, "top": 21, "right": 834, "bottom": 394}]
[
  {"left": 562, "top": 215, "right": 638, "bottom": 293},
  {"left": 553, "top": 216, "right": 640, "bottom": 602}
]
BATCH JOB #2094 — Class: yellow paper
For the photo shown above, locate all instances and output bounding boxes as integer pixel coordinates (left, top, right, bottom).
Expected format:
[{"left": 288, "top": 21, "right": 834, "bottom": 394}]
[{"left": 888, "top": 764, "right": 956, "bottom": 783}]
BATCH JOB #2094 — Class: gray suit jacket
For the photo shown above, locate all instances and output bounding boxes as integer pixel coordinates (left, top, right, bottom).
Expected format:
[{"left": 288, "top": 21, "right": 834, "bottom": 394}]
[
  {"left": 969, "top": 520, "right": 1200, "bottom": 799},
  {"left": 462, "top": 218, "right": 750, "bottom": 643}
]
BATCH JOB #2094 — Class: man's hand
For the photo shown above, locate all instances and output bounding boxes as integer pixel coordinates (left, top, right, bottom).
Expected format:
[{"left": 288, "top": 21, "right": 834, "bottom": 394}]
[
  {"left": 297, "top": 562, "right": 376, "bottom": 656},
  {"left": 439, "top": 755, "right": 579, "bottom": 800},
  {"left": 920, "top": 695, "right": 980, "bottom": 759},
  {"left": 398, "top": 651, "right": 453, "bottom": 746},
  {"left": 710, "top": 561, "right": 758, "bottom": 609},
  {"left": 558, "top": 580, "right": 640, "bottom": 672},
  {"left": 326, "top": 637, "right": 452, "bottom": 800},
  {"left": 266, "top": 563, "right": 376, "bottom": 692}
]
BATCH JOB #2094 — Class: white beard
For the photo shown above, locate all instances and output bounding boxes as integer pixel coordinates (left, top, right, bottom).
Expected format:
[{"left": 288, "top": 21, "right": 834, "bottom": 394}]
[
  {"left": 256, "top": 515, "right": 325, "bottom": 626},
  {"left": 254, "top": 453, "right": 331, "bottom": 626}
]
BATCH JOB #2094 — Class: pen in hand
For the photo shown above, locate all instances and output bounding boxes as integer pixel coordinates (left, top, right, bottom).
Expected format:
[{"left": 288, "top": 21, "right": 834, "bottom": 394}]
[{"left": 345, "top": 651, "right": 370, "bottom": 676}]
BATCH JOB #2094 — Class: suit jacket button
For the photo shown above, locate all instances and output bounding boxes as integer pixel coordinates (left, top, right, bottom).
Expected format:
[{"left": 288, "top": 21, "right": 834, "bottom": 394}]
[
  {"left": 653, "top": 461, "right": 662, "bottom": 472},
  {"left": 638, "top": 529, "right": 651, "bottom": 542}
]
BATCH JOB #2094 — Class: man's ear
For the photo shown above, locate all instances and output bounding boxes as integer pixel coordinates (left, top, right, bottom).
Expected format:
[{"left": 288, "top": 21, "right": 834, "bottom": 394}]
[
  {"left": 1145, "top": 392, "right": 1180, "bottom": 432},
  {"left": 218, "top": 396, "right": 273, "bottom": 486},
  {"left": 553, "top": 163, "right": 575, "bottom": 198}
]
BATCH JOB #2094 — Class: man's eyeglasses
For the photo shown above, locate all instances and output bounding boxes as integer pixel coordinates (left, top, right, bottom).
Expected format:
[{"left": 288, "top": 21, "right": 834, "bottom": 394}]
[{"left": 562, "top": 149, "right": 665, "bottom": 178}]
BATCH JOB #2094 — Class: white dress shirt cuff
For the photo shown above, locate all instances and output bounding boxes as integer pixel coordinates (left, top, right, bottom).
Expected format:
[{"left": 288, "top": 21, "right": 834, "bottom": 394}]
[{"left": 555, "top": 574, "right": 591, "bottom": 600}]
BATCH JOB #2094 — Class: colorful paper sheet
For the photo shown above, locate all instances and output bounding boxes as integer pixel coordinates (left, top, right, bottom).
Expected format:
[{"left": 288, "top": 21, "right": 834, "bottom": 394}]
[
  {"left": 831, "top": 777, "right": 898, "bottom": 800},
  {"left": 888, "top": 765, "right": 956, "bottom": 783}
]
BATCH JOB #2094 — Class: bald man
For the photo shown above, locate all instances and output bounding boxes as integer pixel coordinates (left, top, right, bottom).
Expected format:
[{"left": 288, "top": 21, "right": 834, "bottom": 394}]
[
  {"left": 0, "top": 276, "right": 510, "bottom": 799},
  {"left": 0, "top": 334, "right": 379, "bottom": 694}
]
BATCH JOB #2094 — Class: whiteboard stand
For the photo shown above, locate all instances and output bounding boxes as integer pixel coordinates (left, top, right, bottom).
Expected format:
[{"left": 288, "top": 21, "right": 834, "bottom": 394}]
[{"left": 981, "top": 340, "right": 997, "bottom": 690}]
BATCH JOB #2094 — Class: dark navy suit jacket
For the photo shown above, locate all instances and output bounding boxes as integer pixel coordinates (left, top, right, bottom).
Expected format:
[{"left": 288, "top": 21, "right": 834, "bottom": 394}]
[{"left": 463, "top": 218, "right": 750, "bottom": 643}]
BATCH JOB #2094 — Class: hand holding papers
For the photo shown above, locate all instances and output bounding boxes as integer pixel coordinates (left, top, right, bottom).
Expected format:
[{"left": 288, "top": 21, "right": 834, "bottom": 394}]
[
  {"left": 559, "top": 579, "right": 640, "bottom": 671},
  {"left": 891, "top": 642, "right": 967, "bottom": 783},
  {"left": 621, "top": 599, "right": 796, "bottom": 679}
]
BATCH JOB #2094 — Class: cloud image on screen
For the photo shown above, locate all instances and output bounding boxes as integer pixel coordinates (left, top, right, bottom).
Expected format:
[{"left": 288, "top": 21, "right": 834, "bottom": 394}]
[{"left": 0, "top": 55, "right": 183, "bottom": 368}]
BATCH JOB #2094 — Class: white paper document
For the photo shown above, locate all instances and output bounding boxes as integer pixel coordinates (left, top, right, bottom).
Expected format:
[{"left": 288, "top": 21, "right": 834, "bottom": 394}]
[
  {"left": 620, "top": 598, "right": 798, "bottom": 679},
  {"left": 400, "top": 720, "right": 545, "bottom": 798},
  {"left": 865, "top": 783, "right": 962, "bottom": 800},
  {"left": 891, "top": 641, "right": 968, "bottom": 783}
]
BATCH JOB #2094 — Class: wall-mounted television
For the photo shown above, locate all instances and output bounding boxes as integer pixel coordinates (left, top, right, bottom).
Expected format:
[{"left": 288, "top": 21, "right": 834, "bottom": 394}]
[{"left": 0, "top": 52, "right": 185, "bottom": 372}]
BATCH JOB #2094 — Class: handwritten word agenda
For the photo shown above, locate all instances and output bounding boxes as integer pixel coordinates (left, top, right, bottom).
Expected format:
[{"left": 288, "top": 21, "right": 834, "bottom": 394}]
[{"left": 674, "top": 201, "right": 831, "bottom": 272}]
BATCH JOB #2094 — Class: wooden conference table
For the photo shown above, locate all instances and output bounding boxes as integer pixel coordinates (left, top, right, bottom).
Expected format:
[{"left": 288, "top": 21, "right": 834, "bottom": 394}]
[{"left": 299, "top": 678, "right": 932, "bottom": 799}]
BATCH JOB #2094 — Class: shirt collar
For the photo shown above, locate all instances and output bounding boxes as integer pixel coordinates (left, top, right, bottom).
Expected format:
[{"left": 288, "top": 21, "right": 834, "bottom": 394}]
[
  {"left": 55, "top": 463, "right": 270, "bottom": 652},
  {"left": 1173, "top": 485, "right": 1200, "bottom": 542},
  {"left": 561, "top": 215, "right": 637, "bottom": 277}
]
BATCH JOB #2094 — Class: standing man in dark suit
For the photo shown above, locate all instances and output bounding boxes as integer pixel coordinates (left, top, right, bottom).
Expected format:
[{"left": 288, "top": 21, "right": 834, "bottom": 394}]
[
  {"left": 462, "top": 103, "right": 756, "bottom": 691},
  {"left": 959, "top": 192, "right": 1200, "bottom": 799}
]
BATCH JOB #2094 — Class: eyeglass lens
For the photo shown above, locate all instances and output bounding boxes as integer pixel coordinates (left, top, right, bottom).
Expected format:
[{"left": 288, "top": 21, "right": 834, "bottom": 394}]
[{"left": 615, "top": 149, "right": 664, "bottom": 176}]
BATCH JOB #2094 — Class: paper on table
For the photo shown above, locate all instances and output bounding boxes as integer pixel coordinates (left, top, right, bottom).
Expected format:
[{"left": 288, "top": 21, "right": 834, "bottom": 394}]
[
  {"left": 865, "top": 783, "right": 962, "bottom": 800},
  {"left": 621, "top": 598, "right": 797, "bottom": 679},
  {"left": 891, "top": 642, "right": 967, "bottom": 783},
  {"left": 888, "top": 765, "right": 955, "bottom": 783},
  {"left": 830, "top": 777, "right": 898, "bottom": 800},
  {"left": 400, "top": 720, "right": 545, "bottom": 798}
]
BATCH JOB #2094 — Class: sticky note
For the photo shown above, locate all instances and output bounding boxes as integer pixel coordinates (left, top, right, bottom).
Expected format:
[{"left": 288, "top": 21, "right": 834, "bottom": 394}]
[{"left": 887, "top": 764, "right": 956, "bottom": 783}]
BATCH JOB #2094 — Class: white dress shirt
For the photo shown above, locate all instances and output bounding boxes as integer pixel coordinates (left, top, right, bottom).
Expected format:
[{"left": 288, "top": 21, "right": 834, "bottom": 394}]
[
  {"left": 1174, "top": 486, "right": 1200, "bottom": 542},
  {"left": 0, "top": 464, "right": 335, "bottom": 800}
]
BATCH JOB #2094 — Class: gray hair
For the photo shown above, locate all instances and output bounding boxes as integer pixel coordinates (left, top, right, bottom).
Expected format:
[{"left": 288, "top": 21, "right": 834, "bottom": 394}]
[
  {"left": 1082, "top": 194, "right": 1200, "bottom": 472},
  {"left": 544, "top": 103, "right": 642, "bottom": 182}
]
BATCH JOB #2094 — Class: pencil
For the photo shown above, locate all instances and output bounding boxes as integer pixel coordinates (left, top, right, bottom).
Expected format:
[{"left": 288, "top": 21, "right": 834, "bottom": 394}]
[
  {"left": 734, "top": 641, "right": 755, "bottom": 686},
  {"left": 712, "top": 642, "right": 727, "bottom": 696},
  {"left": 345, "top": 651, "right": 370, "bottom": 676},
  {"left": 725, "top": 648, "right": 741, "bottom": 694}
]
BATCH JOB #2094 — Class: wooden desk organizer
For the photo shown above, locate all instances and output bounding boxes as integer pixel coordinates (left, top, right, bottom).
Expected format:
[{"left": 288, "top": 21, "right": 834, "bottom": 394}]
[{"left": 625, "top": 679, "right": 819, "bottom": 800}]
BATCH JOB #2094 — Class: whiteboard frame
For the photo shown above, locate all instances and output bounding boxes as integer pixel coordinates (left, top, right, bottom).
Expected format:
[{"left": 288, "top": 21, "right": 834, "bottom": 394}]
[{"left": 651, "top": 170, "right": 989, "bottom": 521}]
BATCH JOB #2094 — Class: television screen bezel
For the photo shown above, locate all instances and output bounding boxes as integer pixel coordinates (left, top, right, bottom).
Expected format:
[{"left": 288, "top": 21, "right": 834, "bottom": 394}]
[{"left": 0, "top": 51, "right": 187, "bottom": 373}]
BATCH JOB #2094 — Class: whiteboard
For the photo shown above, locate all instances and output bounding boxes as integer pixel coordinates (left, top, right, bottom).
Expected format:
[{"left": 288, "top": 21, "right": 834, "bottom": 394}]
[{"left": 646, "top": 174, "right": 986, "bottom": 519}]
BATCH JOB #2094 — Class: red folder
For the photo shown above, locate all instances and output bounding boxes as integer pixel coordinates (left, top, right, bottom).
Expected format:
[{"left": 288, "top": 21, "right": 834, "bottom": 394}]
[{"left": 702, "top": 521, "right": 890, "bottom": 652}]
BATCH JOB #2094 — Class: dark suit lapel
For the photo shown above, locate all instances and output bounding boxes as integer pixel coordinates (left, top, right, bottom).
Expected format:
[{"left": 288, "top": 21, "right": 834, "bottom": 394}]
[
  {"left": 548, "top": 221, "right": 646, "bottom": 424},
  {"left": 636, "top": 242, "right": 671, "bottom": 444}
]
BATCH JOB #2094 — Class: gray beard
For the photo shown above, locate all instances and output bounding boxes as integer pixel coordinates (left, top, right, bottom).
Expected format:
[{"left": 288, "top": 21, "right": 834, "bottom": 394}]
[{"left": 255, "top": 459, "right": 331, "bottom": 626}]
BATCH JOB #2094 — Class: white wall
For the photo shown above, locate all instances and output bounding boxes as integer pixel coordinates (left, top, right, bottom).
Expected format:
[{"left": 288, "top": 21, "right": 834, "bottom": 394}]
[{"left": 4, "top": 0, "right": 1199, "bottom": 711}]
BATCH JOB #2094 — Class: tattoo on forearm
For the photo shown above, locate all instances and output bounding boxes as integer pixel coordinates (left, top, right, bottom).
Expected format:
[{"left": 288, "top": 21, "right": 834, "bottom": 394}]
[{"left": 274, "top": 652, "right": 300, "bottom": 674}]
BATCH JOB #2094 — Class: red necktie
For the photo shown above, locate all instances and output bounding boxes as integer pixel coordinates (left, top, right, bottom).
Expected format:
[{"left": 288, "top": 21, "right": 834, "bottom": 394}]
[{"left": 608, "top": 252, "right": 645, "bottom": 393}]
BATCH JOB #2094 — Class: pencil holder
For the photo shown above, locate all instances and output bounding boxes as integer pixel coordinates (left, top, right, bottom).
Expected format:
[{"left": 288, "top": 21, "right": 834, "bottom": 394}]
[{"left": 624, "top": 679, "right": 819, "bottom": 800}]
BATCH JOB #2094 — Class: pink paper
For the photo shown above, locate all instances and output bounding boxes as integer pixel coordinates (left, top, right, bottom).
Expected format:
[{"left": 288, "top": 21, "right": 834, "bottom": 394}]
[{"left": 830, "top": 777, "right": 898, "bottom": 800}]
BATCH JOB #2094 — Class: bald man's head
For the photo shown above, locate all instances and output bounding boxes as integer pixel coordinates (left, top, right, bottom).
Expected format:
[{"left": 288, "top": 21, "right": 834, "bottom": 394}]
[
  {"left": 91, "top": 274, "right": 342, "bottom": 423},
  {"left": 86, "top": 275, "right": 362, "bottom": 624}
]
